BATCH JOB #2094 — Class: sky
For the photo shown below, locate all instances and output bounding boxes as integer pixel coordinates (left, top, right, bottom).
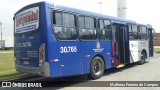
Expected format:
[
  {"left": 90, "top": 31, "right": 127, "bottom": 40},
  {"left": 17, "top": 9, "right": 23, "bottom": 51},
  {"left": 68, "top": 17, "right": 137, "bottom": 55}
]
[{"left": 0, "top": 0, "right": 160, "bottom": 47}]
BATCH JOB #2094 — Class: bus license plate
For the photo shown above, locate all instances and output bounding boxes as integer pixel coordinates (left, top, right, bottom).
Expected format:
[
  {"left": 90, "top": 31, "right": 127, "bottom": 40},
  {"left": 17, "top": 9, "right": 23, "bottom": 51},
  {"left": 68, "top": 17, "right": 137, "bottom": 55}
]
[{"left": 23, "top": 61, "right": 29, "bottom": 65}]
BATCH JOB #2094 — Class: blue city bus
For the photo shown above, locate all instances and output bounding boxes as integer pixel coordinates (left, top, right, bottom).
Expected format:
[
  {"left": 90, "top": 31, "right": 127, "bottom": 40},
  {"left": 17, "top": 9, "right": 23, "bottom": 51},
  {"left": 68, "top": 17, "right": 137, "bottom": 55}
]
[{"left": 14, "top": 2, "right": 154, "bottom": 79}]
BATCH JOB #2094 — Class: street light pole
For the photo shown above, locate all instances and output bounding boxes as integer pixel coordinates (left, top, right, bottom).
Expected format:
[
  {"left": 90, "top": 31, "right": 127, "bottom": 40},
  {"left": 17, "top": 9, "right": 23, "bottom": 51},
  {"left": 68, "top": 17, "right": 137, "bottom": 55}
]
[{"left": 98, "top": 1, "right": 102, "bottom": 13}]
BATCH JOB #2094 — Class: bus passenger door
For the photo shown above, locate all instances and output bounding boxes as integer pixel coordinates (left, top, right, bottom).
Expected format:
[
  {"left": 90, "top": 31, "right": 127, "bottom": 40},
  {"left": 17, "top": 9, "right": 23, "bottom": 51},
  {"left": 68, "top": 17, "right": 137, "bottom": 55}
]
[
  {"left": 118, "top": 24, "right": 130, "bottom": 64},
  {"left": 112, "top": 22, "right": 130, "bottom": 65}
]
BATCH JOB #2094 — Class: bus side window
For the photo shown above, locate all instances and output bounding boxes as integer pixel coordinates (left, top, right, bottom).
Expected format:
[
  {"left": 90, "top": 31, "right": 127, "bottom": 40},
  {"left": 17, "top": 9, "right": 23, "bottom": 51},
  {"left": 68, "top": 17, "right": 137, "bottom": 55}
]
[
  {"left": 79, "top": 16, "right": 96, "bottom": 40},
  {"left": 139, "top": 26, "right": 148, "bottom": 40},
  {"left": 78, "top": 17, "right": 85, "bottom": 28},
  {"left": 129, "top": 24, "right": 138, "bottom": 40},
  {"left": 54, "top": 12, "right": 62, "bottom": 26},
  {"left": 98, "top": 19, "right": 111, "bottom": 40},
  {"left": 53, "top": 12, "right": 77, "bottom": 40},
  {"left": 132, "top": 25, "right": 138, "bottom": 40}
]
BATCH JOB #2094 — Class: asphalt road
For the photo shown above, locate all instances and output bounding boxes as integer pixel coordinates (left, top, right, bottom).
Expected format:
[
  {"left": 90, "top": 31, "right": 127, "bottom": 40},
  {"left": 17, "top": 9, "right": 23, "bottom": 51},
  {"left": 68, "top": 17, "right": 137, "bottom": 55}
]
[{"left": 1, "top": 53, "right": 160, "bottom": 90}]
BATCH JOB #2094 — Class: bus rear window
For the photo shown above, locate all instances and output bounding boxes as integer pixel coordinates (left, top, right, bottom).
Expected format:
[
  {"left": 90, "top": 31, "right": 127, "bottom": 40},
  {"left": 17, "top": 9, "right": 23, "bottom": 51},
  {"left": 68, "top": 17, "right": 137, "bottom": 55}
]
[{"left": 14, "top": 7, "right": 39, "bottom": 33}]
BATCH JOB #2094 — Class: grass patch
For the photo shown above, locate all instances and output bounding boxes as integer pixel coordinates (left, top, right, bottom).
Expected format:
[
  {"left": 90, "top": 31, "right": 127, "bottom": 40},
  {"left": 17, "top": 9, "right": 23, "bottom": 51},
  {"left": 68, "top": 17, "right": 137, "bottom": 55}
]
[
  {"left": 154, "top": 47, "right": 160, "bottom": 53},
  {"left": 0, "top": 51, "right": 29, "bottom": 80}
]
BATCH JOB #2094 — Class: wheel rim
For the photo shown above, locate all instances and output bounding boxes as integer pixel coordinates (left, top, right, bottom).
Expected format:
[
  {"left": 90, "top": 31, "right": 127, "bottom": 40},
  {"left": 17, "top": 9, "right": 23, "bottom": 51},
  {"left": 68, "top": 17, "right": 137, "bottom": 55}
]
[{"left": 93, "top": 61, "right": 102, "bottom": 76}]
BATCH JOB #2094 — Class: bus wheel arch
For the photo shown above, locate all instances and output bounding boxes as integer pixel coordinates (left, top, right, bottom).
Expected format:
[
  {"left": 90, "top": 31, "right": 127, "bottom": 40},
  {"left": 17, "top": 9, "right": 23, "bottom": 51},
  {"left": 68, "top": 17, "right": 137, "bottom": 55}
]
[
  {"left": 142, "top": 49, "right": 147, "bottom": 58},
  {"left": 94, "top": 54, "right": 106, "bottom": 68},
  {"left": 138, "top": 50, "right": 147, "bottom": 64},
  {"left": 88, "top": 55, "right": 105, "bottom": 80}
]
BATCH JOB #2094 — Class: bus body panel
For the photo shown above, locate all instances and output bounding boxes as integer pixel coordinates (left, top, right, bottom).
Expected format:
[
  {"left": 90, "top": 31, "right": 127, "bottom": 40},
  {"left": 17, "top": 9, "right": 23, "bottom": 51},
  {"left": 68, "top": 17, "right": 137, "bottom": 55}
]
[
  {"left": 129, "top": 41, "right": 139, "bottom": 63},
  {"left": 15, "top": 2, "right": 52, "bottom": 77},
  {"left": 130, "top": 40, "right": 149, "bottom": 63},
  {"left": 14, "top": 3, "right": 43, "bottom": 68},
  {"left": 81, "top": 41, "right": 112, "bottom": 74},
  {"left": 58, "top": 41, "right": 82, "bottom": 76},
  {"left": 80, "top": 41, "right": 95, "bottom": 74},
  {"left": 139, "top": 40, "right": 149, "bottom": 58},
  {"left": 41, "top": 3, "right": 61, "bottom": 77},
  {"left": 100, "top": 41, "right": 112, "bottom": 69},
  {"left": 15, "top": 33, "right": 40, "bottom": 67}
]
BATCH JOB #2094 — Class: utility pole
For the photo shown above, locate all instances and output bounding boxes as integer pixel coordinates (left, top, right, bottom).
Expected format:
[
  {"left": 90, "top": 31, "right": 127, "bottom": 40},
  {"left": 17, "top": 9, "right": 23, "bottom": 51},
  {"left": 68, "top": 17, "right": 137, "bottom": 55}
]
[{"left": 98, "top": 1, "right": 102, "bottom": 13}]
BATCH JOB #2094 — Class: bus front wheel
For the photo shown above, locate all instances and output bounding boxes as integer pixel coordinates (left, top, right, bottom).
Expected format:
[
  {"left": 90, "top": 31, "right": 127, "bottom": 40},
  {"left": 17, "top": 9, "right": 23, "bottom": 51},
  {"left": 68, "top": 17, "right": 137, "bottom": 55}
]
[{"left": 88, "top": 57, "right": 105, "bottom": 80}]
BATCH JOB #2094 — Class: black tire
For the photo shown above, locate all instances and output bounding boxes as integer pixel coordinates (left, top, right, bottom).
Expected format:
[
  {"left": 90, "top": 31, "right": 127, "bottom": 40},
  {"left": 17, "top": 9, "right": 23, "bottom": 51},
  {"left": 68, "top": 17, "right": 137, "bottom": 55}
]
[
  {"left": 88, "top": 57, "right": 105, "bottom": 80},
  {"left": 138, "top": 52, "right": 146, "bottom": 64}
]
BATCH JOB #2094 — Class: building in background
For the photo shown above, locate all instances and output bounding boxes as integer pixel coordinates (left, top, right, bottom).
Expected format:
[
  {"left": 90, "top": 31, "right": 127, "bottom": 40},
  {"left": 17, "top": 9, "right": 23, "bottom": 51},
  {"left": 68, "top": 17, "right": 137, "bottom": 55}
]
[{"left": 154, "top": 33, "right": 160, "bottom": 46}]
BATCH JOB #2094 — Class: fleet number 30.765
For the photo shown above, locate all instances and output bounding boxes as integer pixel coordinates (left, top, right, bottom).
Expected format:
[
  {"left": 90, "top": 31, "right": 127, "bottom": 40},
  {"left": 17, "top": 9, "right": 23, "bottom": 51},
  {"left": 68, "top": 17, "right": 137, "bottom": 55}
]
[{"left": 60, "top": 46, "right": 77, "bottom": 53}]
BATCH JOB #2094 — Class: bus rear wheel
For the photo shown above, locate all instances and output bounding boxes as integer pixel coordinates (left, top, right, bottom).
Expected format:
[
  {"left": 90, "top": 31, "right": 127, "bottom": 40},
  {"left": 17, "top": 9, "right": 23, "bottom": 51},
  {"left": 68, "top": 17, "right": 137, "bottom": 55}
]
[
  {"left": 138, "top": 52, "right": 146, "bottom": 64},
  {"left": 88, "top": 57, "right": 105, "bottom": 80}
]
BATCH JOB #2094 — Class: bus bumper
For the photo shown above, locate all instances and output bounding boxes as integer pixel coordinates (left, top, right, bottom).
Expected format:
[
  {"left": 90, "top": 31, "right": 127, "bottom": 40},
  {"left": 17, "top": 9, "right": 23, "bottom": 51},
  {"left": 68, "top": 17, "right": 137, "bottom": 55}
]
[{"left": 15, "top": 62, "right": 50, "bottom": 77}]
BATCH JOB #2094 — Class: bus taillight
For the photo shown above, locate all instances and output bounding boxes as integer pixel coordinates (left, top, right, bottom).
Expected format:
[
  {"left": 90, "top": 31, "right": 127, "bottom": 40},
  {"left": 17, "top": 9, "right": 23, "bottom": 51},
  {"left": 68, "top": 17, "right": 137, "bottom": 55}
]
[
  {"left": 39, "top": 43, "right": 45, "bottom": 66},
  {"left": 39, "top": 52, "right": 44, "bottom": 58}
]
